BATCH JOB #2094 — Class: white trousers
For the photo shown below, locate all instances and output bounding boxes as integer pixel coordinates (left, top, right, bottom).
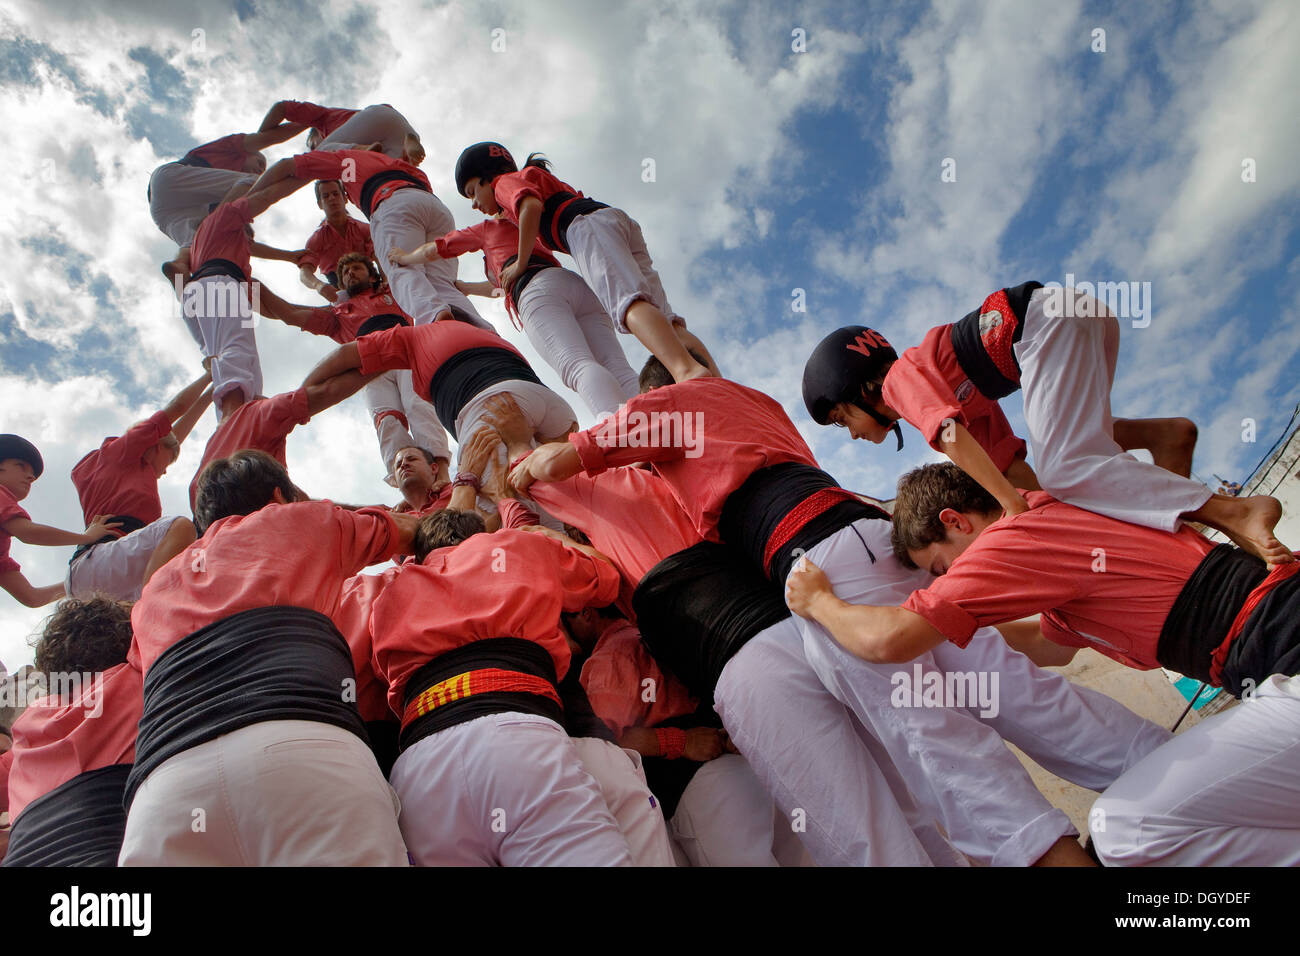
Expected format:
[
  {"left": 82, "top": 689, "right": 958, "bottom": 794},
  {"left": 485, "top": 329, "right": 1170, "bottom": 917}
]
[
  {"left": 796, "top": 519, "right": 1082, "bottom": 866},
  {"left": 572, "top": 737, "right": 676, "bottom": 867},
  {"left": 319, "top": 104, "right": 416, "bottom": 160},
  {"left": 370, "top": 189, "right": 490, "bottom": 328},
  {"left": 182, "top": 274, "right": 262, "bottom": 413},
  {"left": 119, "top": 720, "right": 408, "bottom": 866},
  {"left": 715, "top": 616, "right": 960, "bottom": 867},
  {"left": 1092, "top": 674, "right": 1300, "bottom": 866},
  {"left": 148, "top": 162, "right": 255, "bottom": 247},
  {"left": 564, "top": 207, "right": 683, "bottom": 332},
  {"left": 389, "top": 712, "right": 632, "bottom": 866},
  {"left": 517, "top": 268, "right": 639, "bottom": 418},
  {"left": 670, "top": 754, "right": 815, "bottom": 867},
  {"left": 365, "top": 369, "right": 450, "bottom": 482},
  {"left": 1016, "top": 287, "right": 1212, "bottom": 531},
  {"left": 66, "top": 515, "right": 184, "bottom": 602}
]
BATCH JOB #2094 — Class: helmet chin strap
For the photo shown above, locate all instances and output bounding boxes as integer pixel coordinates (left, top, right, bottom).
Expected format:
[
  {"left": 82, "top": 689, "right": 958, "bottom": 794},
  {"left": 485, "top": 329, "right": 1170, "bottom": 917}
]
[{"left": 854, "top": 399, "right": 904, "bottom": 450}]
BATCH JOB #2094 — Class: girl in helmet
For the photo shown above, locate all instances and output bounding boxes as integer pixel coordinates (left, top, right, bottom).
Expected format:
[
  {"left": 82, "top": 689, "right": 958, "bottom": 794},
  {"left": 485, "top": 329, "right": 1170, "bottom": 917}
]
[
  {"left": 802, "top": 282, "right": 1292, "bottom": 567},
  {"left": 452, "top": 142, "right": 718, "bottom": 385}
]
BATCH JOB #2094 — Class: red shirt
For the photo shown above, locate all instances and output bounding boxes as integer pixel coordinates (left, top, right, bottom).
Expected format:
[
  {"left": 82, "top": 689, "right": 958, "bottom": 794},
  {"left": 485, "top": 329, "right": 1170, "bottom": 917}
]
[
  {"left": 302, "top": 216, "right": 373, "bottom": 278},
  {"left": 434, "top": 218, "right": 558, "bottom": 287},
  {"left": 71, "top": 410, "right": 172, "bottom": 524},
  {"left": 579, "top": 620, "right": 697, "bottom": 738},
  {"left": 188, "top": 388, "right": 312, "bottom": 508},
  {"left": 526, "top": 466, "right": 701, "bottom": 613},
  {"left": 129, "top": 500, "right": 405, "bottom": 676},
  {"left": 0, "top": 484, "right": 31, "bottom": 574},
  {"left": 881, "top": 324, "right": 1027, "bottom": 472},
  {"left": 356, "top": 321, "right": 515, "bottom": 403},
  {"left": 394, "top": 482, "right": 454, "bottom": 516},
  {"left": 190, "top": 197, "right": 254, "bottom": 280},
  {"left": 902, "top": 490, "right": 1215, "bottom": 668},
  {"left": 281, "top": 101, "right": 357, "bottom": 138},
  {"left": 493, "top": 166, "right": 583, "bottom": 224},
  {"left": 370, "top": 529, "right": 621, "bottom": 714},
  {"left": 6, "top": 662, "right": 143, "bottom": 821},
  {"left": 301, "top": 288, "right": 412, "bottom": 344},
  {"left": 182, "top": 133, "right": 249, "bottom": 172},
  {"left": 497, "top": 499, "right": 539, "bottom": 530},
  {"left": 337, "top": 569, "right": 401, "bottom": 723},
  {"left": 293, "top": 150, "right": 430, "bottom": 218},
  {"left": 567, "top": 378, "right": 818, "bottom": 541}
]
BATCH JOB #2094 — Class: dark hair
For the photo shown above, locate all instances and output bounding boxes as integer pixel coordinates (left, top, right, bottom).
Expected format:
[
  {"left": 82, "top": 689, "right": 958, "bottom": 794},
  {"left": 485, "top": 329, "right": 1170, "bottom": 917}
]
[
  {"left": 194, "top": 450, "right": 296, "bottom": 535},
  {"left": 314, "top": 179, "right": 344, "bottom": 203},
  {"left": 890, "top": 463, "right": 1001, "bottom": 568},
  {"left": 397, "top": 445, "right": 437, "bottom": 467},
  {"left": 414, "top": 509, "right": 486, "bottom": 562},
  {"left": 562, "top": 523, "right": 591, "bottom": 545},
  {"left": 638, "top": 349, "right": 711, "bottom": 392},
  {"left": 522, "top": 152, "right": 552, "bottom": 172},
  {"left": 335, "top": 251, "right": 380, "bottom": 286},
  {"left": 34, "top": 596, "right": 133, "bottom": 677}
]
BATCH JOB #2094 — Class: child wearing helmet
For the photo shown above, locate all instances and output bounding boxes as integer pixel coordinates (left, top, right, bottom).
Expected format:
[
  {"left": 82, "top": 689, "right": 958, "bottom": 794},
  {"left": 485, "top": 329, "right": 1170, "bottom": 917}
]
[
  {"left": 803, "top": 282, "right": 1291, "bottom": 566},
  {"left": 453, "top": 142, "right": 718, "bottom": 386}
]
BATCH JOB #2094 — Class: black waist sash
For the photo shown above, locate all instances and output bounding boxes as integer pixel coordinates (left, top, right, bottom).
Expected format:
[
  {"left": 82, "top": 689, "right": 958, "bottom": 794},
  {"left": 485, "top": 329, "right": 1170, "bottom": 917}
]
[
  {"left": 540, "top": 192, "right": 609, "bottom": 253},
  {"left": 429, "top": 347, "right": 542, "bottom": 440},
  {"left": 125, "top": 606, "right": 368, "bottom": 810},
  {"left": 949, "top": 281, "right": 1041, "bottom": 400},
  {"left": 633, "top": 541, "right": 792, "bottom": 703},
  {"left": 360, "top": 169, "right": 430, "bottom": 220},
  {"left": 2, "top": 764, "right": 131, "bottom": 867},
  {"left": 504, "top": 253, "right": 558, "bottom": 306},
  {"left": 355, "top": 312, "right": 409, "bottom": 339},
  {"left": 718, "top": 461, "right": 887, "bottom": 583},
  {"left": 189, "top": 257, "right": 248, "bottom": 284},
  {"left": 399, "top": 638, "right": 563, "bottom": 753},
  {"left": 70, "top": 514, "right": 147, "bottom": 566},
  {"left": 177, "top": 153, "right": 213, "bottom": 169},
  {"left": 1157, "top": 544, "right": 1298, "bottom": 695}
]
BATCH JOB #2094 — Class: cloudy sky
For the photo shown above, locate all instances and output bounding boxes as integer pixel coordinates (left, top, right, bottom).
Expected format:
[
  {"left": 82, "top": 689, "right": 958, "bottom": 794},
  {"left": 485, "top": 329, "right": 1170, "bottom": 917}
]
[{"left": 1, "top": 0, "right": 1297, "bottom": 668}]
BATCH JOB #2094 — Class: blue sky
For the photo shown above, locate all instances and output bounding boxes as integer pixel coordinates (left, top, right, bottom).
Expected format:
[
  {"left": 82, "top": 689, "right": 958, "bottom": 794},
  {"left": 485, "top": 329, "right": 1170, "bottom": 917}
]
[{"left": 1, "top": 0, "right": 1297, "bottom": 667}]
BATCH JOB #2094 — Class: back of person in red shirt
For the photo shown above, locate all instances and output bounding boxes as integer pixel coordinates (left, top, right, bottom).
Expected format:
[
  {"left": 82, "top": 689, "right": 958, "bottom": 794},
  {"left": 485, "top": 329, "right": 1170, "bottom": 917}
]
[
  {"left": 260, "top": 99, "right": 419, "bottom": 162},
  {"left": 455, "top": 142, "right": 717, "bottom": 386},
  {"left": 786, "top": 461, "right": 1300, "bottom": 867},
  {"left": 67, "top": 372, "right": 212, "bottom": 603},
  {"left": 119, "top": 450, "right": 419, "bottom": 867},
  {"left": 0, "top": 435, "right": 123, "bottom": 609},
  {"left": 297, "top": 180, "right": 374, "bottom": 301},
  {"left": 3, "top": 597, "right": 141, "bottom": 867},
  {"left": 369, "top": 506, "right": 632, "bottom": 865},
  {"left": 390, "top": 215, "right": 639, "bottom": 419},
  {"left": 257, "top": 253, "right": 453, "bottom": 486}
]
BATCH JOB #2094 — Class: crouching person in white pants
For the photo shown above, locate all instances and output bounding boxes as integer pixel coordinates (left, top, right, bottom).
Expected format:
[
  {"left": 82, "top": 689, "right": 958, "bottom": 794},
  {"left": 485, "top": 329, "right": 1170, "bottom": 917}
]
[
  {"left": 371, "top": 509, "right": 633, "bottom": 866},
  {"left": 119, "top": 451, "right": 418, "bottom": 866}
]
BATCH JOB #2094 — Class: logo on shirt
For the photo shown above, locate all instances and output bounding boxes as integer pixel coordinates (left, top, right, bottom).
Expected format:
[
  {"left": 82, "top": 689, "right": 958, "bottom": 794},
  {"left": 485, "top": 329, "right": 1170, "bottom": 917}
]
[
  {"left": 978, "top": 308, "right": 1004, "bottom": 335},
  {"left": 955, "top": 379, "right": 975, "bottom": 403}
]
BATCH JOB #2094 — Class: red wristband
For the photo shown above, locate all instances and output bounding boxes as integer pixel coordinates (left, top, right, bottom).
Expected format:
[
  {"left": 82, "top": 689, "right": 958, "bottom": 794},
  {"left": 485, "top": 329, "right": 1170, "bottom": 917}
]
[{"left": 654, "top": 727, "right": 687, "bottom": 760}]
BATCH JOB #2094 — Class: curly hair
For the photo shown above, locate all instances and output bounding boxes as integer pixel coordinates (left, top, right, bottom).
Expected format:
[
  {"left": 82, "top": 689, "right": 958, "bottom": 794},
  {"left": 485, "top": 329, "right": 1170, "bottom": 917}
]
[
  {"left": 33, "top": 595, "right": 133, "bottom": 677},
  {"left": 890, "top": 462, "right": 1001, "bottom": 568}
]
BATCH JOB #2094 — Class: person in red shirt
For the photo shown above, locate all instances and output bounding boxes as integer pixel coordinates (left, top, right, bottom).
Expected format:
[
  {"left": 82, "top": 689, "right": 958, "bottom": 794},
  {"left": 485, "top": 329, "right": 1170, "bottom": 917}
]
[
  {"left": 298, "top": 180, "right": 374, "bottom": 301},
  {"left": 510, "top": 361, "right": 1169, "bottom": 866},
  {"left": 786, "top": 461, "right": 1300, "bottom": 866},
  {"left": 260, "top": 99, "right": 419, "bottom": 162},
  {"left": 258, "top": 253, "right": 452, "bottom": 485},
  {"left": 0, "top": 435, "right": 123, "bottom": 608},
  {"left": 2, "top": 597, "right": 142, "bottom": 867},
  {"left": 369, "top": 505, "right": 632, "bottom": 865},
  {"left": 391, "top": 216, "right": 638, "bottom": 418},
  {"left": 119, "top": 450, "right": 419, "bottom": 866},
  {"left": 455, "top": 142, "right": 717, "bottom": 385},
  {"left": 67, "top": 372, "right": 212, "bottom": 603},
  {"left": 801, "top": 287, "right": 1292, "bottom": 567},
  {"left": 244, "top": 145, "right": 488, "bottom": 330},
  {"left": 149, "top": 122, "right": 307, "bottom": 280}
]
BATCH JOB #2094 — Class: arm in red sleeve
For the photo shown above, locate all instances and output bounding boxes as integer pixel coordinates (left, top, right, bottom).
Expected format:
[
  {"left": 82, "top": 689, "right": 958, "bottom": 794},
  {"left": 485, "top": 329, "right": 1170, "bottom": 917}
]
[
  {"left": 355, "top": 325, "right": 415, "bottom": 377},
  {"left": 293, "top": 150, "right": 347, "bottom": 182},
  {"left": 497, "top": 499, "right": 539, "bottom": 530},
  {"left": 568, "top": 390, "right": 689, "bottom": 475},
  {"left": 549, "top": 538, "right": 621, "bottom": 612},
  {"left": 109, "top": 411, "right": 174, "bottom": 464},
  {"left": 433, "top": 223, "right": 487, "bottom": 260}
]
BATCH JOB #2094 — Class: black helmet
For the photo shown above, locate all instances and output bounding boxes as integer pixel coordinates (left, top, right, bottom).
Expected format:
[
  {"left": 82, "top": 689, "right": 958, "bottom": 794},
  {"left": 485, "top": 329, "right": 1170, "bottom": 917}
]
[
  {"left": 0, "top": 434, "right": 44, "bottom": 478},
  {"left": 802, "top": 327, "right": 903, "bottom": 449},
  {"left": 454, "top": 142, "right": 518, "bottom": 198}
]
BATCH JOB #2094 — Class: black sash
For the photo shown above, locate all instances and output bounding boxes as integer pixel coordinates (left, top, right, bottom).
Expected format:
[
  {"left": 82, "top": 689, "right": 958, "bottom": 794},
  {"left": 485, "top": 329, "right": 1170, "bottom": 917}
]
[
  {"left": 189, "top": 257, "right": 248, "bottom": 284},
  {"left": 2, "top": 764, "right": 131, "bottom": 867},
  {"left": 428, "top": 347, "right": 542, "bottom": 440},
  {"left": 949, "top": 281, "right": 1041, "bottom": 400},
  {"left": 126, "top": 606, "right": 369, "bottom": 810},
  {"left": 70, "top": 514, "right": 147, "bottom": 566},
  {"left": 503, "top": 253, "right": 558, "bottom": 306},
  {"left": 399, "top": 638, "right": 563, "bottom": 753},
  {"left": 359, "top": 169, "right": 430, "bottom": 219},
  {"left": 355, "top": 313, "right": 409, "bottom": 339},
  {"left": 540, "top": 192, "right": 609, "bottom": 253}
]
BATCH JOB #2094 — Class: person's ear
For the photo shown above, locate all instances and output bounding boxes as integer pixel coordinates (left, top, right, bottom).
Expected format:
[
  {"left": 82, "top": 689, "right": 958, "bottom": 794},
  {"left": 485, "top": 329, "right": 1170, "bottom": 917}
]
[
  {"left": 938, "top": 507, "right": 973, "bottom": 536},
  {"left": 271, "top": 487, "right": 290, "bottom": 505}
]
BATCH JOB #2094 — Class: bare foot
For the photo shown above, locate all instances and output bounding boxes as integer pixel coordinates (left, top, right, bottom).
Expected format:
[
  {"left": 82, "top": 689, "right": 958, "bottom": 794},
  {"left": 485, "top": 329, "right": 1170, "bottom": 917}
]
[{"left": 1195, "top": 494, "right": 1294, "bottom": 567}]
